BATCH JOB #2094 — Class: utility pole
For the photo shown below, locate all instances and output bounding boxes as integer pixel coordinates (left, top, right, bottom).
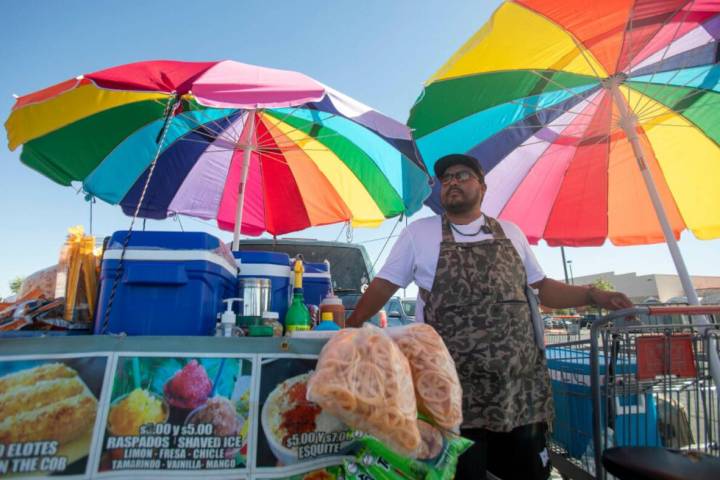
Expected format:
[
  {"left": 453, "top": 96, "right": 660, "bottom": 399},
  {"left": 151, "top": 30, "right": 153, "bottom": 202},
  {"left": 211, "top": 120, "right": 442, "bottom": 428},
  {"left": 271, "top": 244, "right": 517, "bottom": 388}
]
[{"left": 560, "top": 246, "right": 570, "bottom": 284}]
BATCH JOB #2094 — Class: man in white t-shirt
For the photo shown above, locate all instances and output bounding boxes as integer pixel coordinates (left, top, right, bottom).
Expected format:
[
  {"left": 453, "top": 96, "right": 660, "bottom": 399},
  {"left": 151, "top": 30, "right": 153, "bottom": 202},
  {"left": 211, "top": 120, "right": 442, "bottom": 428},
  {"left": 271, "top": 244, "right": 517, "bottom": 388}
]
[{"left": 347, "top": 154, "right": 632, "bottom": 480}]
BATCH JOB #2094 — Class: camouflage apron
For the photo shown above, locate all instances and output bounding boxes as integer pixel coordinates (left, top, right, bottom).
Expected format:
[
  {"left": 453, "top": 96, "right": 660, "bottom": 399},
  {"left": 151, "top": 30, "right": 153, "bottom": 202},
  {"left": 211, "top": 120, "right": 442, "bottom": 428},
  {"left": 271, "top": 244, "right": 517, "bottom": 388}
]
[{"left": 419, "top": 215, "right": 554, "bottom": 431}]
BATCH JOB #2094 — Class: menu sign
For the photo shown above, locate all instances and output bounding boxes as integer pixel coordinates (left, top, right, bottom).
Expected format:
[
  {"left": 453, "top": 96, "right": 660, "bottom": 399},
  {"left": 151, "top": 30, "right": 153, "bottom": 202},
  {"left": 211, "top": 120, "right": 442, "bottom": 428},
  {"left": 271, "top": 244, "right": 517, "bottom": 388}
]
[
  {"left": 0, "top": 344, "right": 353, "bottom": 479},
  {"left": 0, "top": 354, "right": 110, "bottom": 477},
  {"left": 98, "top": 355, "right": 253, "bottom": 474}
]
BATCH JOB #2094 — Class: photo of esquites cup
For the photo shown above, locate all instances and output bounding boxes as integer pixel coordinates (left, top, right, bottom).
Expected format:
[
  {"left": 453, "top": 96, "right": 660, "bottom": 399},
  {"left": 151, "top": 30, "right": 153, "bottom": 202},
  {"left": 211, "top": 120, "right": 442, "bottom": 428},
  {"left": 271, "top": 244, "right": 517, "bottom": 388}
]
[
  {"left": 262, "top": 372, "right": 352, "bottom": 466},
  {"left": 0, "top": 362, "right": 98, "bottom": 445}
]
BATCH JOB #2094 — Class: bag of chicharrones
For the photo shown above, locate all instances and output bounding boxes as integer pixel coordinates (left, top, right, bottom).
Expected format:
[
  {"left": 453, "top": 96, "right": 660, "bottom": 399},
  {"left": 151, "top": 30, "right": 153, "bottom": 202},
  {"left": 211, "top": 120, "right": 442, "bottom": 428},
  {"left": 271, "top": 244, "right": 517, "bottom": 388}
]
[
  {"left": 387, "top": 323, "right": 463, "bottom": 431},
  {"left": 307, "top": 325, "right": 421, "bottom": 456}
]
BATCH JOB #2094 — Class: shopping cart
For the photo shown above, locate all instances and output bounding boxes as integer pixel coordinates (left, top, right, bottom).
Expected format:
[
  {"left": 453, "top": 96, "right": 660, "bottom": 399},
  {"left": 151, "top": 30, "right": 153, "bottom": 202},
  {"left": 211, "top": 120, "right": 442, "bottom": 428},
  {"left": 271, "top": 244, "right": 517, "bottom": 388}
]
[{"left": 546, "top": 306, "right": 720, "bottom": 479}]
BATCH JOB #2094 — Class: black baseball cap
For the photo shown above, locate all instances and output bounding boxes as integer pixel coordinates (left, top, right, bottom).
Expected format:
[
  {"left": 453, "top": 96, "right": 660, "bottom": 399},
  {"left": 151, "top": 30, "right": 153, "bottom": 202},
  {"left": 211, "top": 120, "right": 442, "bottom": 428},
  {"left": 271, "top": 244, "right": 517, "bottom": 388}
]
[{"left": 433, "top": 153, "right": 484, "bottom": 180}]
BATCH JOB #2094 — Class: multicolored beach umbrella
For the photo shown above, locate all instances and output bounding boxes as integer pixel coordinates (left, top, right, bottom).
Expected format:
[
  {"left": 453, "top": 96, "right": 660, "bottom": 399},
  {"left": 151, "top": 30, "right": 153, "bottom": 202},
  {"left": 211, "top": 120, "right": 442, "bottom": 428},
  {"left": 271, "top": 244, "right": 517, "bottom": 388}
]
[
  {"left": 409, "top": 0, "right": 720, "bottom": 251},
  {"left": 6, "top": 60, "right": 430, "bottom": 247}
]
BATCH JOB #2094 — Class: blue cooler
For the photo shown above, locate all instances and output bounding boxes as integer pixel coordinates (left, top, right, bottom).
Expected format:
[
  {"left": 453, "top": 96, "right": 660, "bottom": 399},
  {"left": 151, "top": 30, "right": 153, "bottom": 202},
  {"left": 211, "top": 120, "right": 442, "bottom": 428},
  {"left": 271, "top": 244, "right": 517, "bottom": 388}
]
[
  {"left": 234, "top": 251, "right": 291, "bottom": 321},
  {"left": 95, "top": 231, "right": 237, "bottom": 336},
  {"left": 546, "top": 347, "right": 660, "bottom": 458},
  {"left": 302, "top": 261, "right": 332, "bottom": 306}
]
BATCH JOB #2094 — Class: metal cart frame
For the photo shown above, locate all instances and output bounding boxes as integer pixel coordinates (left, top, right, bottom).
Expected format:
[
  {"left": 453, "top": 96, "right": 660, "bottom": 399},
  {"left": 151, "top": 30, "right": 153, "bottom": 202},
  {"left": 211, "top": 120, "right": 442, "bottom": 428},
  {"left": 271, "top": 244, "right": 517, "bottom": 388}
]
[{"left": 547, "top": 306, "right": 720, "bottom": 479}]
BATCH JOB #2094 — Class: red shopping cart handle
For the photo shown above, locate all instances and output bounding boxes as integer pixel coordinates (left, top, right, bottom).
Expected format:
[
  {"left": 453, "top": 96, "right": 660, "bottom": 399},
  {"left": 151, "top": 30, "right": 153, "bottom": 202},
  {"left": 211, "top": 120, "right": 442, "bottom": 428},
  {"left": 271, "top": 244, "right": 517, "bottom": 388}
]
[
  {"left": 602, "top": 447, "right": 720, "bottom": 480},
  {"left": 647, "top": 305, "right": 720, "bottom": 316}
]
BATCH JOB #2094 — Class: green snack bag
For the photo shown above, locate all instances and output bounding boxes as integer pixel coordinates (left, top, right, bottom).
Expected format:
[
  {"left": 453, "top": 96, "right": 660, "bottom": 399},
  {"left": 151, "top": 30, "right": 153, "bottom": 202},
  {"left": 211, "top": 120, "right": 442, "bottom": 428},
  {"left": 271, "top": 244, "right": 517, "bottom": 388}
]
[
  {"left": 423, "top": 432, "right": 473, "bottom": 480},
  {"left": 345, "top": 421, "right": 473, "bottom": 480},
  {"left": 345, "top": 437, "right": 429, "bottom": 479}
]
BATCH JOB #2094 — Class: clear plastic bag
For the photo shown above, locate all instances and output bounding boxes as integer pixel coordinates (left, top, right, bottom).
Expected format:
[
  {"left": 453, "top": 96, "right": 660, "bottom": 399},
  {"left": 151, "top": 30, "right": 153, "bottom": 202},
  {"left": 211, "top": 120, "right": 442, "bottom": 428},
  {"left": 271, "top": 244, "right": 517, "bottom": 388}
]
[
  {"left": 307, "top": 325, "right": 420, "bottom": 456},
  {"left": 388, "top": 323, "right": 463, "bottom": 430},
  {"left": 19, "top": 265, "right": 58, "bottom": 300}
]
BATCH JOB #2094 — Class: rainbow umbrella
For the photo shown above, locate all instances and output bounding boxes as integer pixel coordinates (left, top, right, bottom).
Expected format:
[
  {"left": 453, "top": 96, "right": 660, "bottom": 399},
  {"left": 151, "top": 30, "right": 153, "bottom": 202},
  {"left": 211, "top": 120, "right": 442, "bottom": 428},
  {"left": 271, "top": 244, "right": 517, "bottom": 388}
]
[
  {"left": 6, "top": 60, "right": 430, "bottom": 249},
  {"left": 409, "top": 0, "right": 720, "bottom": 305}
]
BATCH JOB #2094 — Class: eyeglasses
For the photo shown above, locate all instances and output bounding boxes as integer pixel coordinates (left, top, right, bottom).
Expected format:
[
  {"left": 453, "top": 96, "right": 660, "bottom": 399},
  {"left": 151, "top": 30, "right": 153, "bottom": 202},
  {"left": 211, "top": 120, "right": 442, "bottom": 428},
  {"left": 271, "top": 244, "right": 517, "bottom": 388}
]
[{"left": 439, "top": 170, "right": 480, "bottom": 185}]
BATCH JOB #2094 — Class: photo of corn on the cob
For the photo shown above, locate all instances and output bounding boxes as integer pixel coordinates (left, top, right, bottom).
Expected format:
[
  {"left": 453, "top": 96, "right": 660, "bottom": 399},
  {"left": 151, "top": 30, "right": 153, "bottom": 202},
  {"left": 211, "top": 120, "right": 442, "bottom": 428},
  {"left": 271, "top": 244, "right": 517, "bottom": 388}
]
[{"left": 0, "top": 362, "right": 98, "bottom": 444}]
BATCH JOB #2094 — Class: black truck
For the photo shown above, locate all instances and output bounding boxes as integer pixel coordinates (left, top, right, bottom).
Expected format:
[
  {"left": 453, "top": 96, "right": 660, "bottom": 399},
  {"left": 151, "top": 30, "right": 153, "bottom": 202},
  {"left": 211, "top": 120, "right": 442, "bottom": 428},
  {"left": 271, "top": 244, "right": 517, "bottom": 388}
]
[{"left": 237, "top": 238, "right": 413, "bottom": 326}]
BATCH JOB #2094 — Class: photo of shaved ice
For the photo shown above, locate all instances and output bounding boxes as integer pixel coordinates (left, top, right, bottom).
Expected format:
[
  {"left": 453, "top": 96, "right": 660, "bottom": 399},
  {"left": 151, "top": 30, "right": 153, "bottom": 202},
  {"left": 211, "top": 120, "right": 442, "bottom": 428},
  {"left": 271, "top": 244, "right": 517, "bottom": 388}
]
[
  {"left": 164, "top": 359, "right": 212, "bottom": 409},
  {"left": 101, "top": 356, "right": 252, "bottom": 472},
  {"left": 187, "top": 396, "right": 241, "bottom": 437},
  {"left": 108, "top": 388, "right": 167, "bottom": 436}
]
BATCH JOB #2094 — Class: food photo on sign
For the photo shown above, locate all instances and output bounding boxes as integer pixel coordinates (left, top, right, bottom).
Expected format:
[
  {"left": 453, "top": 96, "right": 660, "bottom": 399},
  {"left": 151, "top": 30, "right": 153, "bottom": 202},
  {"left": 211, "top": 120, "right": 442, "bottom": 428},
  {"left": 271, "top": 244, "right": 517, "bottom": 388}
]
[
  {"left": 0, "top": 355, "right": 109, "bottom": 477},
  {"left": 98, "top": 355, "right": 252, "bottom": 473},
  {"left": 256, "top": 357, "right": 357, "bottom": 472}
]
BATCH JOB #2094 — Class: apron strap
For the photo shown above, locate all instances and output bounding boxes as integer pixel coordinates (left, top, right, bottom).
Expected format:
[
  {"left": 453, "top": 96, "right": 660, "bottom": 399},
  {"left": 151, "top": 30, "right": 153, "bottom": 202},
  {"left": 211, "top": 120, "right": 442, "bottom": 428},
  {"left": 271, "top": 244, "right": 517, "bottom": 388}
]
[
  {"left": 486, "top": 216, "right": 507, "bottom": 240},
  {"left": 418, "top": 287, "right": 431, "bottom": 304},
  {"left": 440, "top": 214, "right": 455, "bottom": 243}
]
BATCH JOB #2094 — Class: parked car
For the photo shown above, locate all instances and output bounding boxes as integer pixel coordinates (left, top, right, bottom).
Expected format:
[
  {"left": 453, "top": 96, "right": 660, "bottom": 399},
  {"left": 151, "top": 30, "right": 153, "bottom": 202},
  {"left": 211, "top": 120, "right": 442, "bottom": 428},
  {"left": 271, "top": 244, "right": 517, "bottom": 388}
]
[
  {"left": 401, "top": 298, "right": 416, "bottom": 322},
  {"left": 339, "top": 294, "right": 414, "bottom": 327},
  {"left": 544, "top": 316, "right": 581, "bottom": 330},
  {"left": 385, "top": 296, "right": 414, "bottom": 325},
  {"left": 231, "top": 238, "right": 416, "bottom": 327}
]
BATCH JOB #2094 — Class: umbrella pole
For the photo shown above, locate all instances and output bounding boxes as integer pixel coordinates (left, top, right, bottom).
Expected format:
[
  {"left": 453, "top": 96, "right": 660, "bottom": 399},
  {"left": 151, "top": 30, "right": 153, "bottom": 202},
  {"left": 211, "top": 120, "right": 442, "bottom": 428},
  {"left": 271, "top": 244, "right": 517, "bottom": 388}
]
[
  {"left": 608, "top": 82, "right": 700, "bottom": 305},
  {"left": 232, "top": 111, "right": 256, "bottom": 252}
]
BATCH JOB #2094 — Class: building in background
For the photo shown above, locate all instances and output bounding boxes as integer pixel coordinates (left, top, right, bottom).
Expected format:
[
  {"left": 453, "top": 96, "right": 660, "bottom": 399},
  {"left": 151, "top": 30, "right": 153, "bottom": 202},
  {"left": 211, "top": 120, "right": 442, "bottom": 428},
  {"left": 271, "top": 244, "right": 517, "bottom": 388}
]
[{"left": 568, "top": 272, "right": 720, "bottom": 304}]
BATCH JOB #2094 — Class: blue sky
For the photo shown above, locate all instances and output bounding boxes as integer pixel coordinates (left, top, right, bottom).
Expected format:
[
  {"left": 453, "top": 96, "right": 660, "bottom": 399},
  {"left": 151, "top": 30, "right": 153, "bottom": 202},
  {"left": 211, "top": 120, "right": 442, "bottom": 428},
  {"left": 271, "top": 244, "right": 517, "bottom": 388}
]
[{"left": 1, "top": 0, "right": 718, "bottom": 297}]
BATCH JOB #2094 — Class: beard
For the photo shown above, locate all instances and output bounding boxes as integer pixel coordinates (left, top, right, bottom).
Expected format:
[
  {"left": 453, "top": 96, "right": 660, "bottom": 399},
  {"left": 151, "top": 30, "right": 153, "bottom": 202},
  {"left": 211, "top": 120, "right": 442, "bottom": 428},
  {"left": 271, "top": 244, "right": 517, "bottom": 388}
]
[{"left": 441, "top": 187, "right": 481, "bottom": 214}]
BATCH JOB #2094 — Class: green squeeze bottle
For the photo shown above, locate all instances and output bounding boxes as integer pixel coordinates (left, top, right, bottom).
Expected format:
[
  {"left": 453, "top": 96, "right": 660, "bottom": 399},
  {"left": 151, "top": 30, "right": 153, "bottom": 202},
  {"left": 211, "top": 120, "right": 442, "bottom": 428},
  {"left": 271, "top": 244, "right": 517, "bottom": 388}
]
[{"left": 285, "top": 259, "right": 311, "bottom": 334}]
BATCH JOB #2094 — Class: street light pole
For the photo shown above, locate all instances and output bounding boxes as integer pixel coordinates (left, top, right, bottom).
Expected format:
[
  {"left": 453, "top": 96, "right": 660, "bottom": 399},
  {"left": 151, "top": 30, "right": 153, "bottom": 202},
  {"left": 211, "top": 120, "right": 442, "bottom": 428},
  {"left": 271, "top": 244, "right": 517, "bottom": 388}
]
[
  {"left": 561, "top": 246, "right": 570, "bottom": 284},
  {"left": 567, "top": 260, "right": 574, "bottom": 285}
]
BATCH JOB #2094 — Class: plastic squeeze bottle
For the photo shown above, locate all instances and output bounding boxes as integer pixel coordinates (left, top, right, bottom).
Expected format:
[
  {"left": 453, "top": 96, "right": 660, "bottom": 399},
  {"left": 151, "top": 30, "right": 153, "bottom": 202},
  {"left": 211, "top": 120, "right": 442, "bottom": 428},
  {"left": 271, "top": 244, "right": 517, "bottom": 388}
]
[
  {"left": 319, "top": 293, "right": 346, "bottom": 328},
  {"left": 285, "top": 259, "right": 311, "bottom": 334},
  {"left": 315, "top": 311, "right": 341, "bottom": 331}
]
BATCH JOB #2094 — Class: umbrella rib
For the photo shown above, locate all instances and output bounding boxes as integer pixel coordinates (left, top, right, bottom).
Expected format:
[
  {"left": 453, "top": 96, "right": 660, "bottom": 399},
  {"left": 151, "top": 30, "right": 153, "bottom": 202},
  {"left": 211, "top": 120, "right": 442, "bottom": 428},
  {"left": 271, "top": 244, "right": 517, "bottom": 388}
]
[
  {"left": 508, "top": 99, "right": 597, "bottom": 118},
  {"left": 253, "top": 106, "right": 338, "bottom": 148},
  {"left": 632, "top": 67, "right": 720, "bottom": 120},
  {"left": 172, "top": 136, "right": 347, "bottom": 155},
  {"left": 503, "top": 123, "right": 594, "bottom": 130},
  {"left": 266, "top": 109, "right": 341, "bottom": 140},
  {"left": 527, "top": 70, "right": 603, "bottom": 109},
  {"left": 169, "top": 137, "right": 307, "bottom": 153},
  {"left": 171, "top": 103, "right": 247, "bottom": 149},
  {"left": 640, "top": 122, "right": 700, "bottom": 127},
  {"left": 619, "top": 0, "right": 640, "bottom": 108},
  {"left": 630, "top": 0, "right": 698, "bottom": 115},
  {"left": 253, "top": 106, "right": 308, "bottom": 146},
  {"left": 257, "top": 110, "right": 341, "bottom": 149},
  {"left": 269, "top": 130, "right": 346, "bottom": 146},
  {"left": 636, "top": 91, "right": 701, "bottom": 121},
  {"left": 212, "top": 109, "right": 246, "bottom": 149},
  {"left": 636, "top": 97, "right": 720, "bottom": 122},
  {"left": 184, "top": 105, "right": 248, "bottom": 149},
  {"left": 635, "top": 101, "right": 720, "bottom": 151},
  {"left": 172, "top": 109, "right": 241, "bottom": 147},
  {"left": 136, "top": 100, "right": 240, "bottom": 152},
  {"left": 633, "top": 61, "right": 718, "bottom": 120},
  {"left": 566, "top": 32, "right": 604, "bottom": 79},
  {"left": 174, "top": 136, "right": 239, "bottom": 150},
  {"left": 195, "top": 109, "right": 247, "bottom": 147},
  {"left": 624, "top": 0, "right": 693, "bottom": 77}
]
